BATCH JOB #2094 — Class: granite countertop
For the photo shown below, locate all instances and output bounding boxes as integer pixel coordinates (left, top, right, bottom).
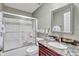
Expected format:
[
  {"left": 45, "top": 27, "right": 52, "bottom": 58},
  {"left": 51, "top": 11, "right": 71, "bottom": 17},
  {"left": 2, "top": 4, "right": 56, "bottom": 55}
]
[{"left": 38, "top": 40, "right": 79, "bottom": 56}]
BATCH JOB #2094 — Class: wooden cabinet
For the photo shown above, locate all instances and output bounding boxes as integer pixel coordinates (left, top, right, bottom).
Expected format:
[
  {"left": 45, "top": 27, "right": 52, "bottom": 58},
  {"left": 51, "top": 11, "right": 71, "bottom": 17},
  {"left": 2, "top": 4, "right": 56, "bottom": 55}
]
[{"left": 39, "top": 43, "right": 61, "bottom": 56}]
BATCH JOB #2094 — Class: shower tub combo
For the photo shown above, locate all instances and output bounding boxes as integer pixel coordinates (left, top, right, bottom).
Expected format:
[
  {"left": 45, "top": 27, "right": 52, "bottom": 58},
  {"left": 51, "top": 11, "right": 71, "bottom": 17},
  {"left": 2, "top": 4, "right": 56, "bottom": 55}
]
[{"left": 0, "top": 12, "right": 38, "bottom": 56}]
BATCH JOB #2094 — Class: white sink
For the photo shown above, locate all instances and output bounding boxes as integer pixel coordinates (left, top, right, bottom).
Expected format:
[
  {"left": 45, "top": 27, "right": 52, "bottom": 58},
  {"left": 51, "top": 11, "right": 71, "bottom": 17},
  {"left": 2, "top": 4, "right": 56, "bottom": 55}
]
[
  {"left": 36, "top": 37, "right": 44, "bottom": 41},
  {"left": 48, "top": 42, "right": 68, "bottom": 49}
]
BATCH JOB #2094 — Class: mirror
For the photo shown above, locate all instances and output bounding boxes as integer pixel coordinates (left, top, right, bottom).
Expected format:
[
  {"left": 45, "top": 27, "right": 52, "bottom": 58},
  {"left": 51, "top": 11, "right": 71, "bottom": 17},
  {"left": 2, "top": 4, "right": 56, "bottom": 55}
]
[
  {"left": 51, "top": 4, "right": 74, "bottom": 34},
  {"left": 64, "top": 11, "right": 71, "bottom": 33}
]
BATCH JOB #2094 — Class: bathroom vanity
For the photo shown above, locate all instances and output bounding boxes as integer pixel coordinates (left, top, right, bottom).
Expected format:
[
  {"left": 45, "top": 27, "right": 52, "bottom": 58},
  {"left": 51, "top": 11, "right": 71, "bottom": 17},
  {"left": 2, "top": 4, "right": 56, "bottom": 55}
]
[
  {"left": 38, "top": 39, "right": 79, "bottom": 56},
  {"left": 39, "top": 40, "right": 67, "bottom": 56},
  {"left": 39, "top": 42, "right": 61, "bottom": 56}
]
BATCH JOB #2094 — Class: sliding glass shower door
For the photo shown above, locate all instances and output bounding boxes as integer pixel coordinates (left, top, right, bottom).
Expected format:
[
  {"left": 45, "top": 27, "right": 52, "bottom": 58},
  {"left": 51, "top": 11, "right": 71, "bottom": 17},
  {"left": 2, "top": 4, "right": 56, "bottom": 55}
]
[{"left": 3, "top": 14, "right": 36, "bottom": 52}]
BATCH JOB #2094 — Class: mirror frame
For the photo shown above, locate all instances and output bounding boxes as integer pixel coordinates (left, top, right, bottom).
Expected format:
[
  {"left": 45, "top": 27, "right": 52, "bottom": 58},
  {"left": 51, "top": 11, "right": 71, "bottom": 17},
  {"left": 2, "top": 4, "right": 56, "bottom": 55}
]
[{"left": 51, "top": 3, "right": 75, "bottom": 34}]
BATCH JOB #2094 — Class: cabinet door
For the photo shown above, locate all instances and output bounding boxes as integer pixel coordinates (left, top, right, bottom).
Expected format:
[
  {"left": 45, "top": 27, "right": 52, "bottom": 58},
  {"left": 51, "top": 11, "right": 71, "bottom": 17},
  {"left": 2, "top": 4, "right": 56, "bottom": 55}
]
[{"left": 39, "top": 43, "right": 61, "bottom": 56}]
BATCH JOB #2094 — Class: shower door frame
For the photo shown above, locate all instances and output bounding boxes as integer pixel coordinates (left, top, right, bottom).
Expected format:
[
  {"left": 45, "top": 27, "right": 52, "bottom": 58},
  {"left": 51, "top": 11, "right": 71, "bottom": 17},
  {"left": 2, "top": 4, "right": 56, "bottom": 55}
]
[{"left": 1, "top": 11, "right": 37, "bottom": 52}]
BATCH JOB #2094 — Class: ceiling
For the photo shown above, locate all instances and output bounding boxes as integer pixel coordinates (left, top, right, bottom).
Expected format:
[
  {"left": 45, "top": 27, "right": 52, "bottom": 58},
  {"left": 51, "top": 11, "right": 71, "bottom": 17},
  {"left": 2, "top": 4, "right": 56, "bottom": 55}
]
[{"left": 4, "top": 3, "right": 43, "bottom": 13}]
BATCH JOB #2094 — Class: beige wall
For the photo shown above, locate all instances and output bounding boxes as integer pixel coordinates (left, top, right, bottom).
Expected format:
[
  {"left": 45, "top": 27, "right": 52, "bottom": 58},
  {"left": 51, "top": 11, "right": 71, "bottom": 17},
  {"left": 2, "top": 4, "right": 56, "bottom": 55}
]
[
  {"left": 33, "top": 3, "right": 79, "bottom": 40},
  {"left": 33, "top": 3, "right": 53, "bottom": 29},
  {"left": 0, "top": 4, "right": 3, "bottom": 12}
]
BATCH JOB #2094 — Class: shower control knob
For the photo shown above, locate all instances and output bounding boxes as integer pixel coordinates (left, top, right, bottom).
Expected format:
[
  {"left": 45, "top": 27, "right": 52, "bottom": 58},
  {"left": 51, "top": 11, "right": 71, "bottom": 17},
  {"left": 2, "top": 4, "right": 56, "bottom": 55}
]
[
  {"left": 30, "top": 35, "right": 33, "bottom": 38},
  {"left": 1, "top": 25, "right": 5, "bottom": 33},
  {"left": 1, "top": 27, "right": 4, "bottom": 30}
]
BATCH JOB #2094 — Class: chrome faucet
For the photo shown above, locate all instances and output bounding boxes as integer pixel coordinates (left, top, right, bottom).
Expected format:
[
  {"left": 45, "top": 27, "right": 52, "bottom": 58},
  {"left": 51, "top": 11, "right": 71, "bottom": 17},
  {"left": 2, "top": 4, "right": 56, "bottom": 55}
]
[{"left": 57, "top": 33, "right": 62, "bottom": 43}]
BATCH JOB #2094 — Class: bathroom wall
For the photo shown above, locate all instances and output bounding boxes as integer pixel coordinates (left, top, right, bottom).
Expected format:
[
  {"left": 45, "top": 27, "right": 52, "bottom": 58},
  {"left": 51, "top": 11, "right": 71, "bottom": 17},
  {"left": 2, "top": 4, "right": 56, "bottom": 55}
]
[
  {"left": 33, "top": 3, "right": 79, "bottom": 41},
  {"left": 0, "top": 4, "right": 3, "bottom": 12}
]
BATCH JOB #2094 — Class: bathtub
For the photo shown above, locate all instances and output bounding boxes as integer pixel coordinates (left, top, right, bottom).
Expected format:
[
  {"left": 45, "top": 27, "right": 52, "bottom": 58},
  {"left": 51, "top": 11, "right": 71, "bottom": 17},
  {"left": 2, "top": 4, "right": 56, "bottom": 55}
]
[{"left": 1, "top": 45, "right": 38, "bottom": 56}]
